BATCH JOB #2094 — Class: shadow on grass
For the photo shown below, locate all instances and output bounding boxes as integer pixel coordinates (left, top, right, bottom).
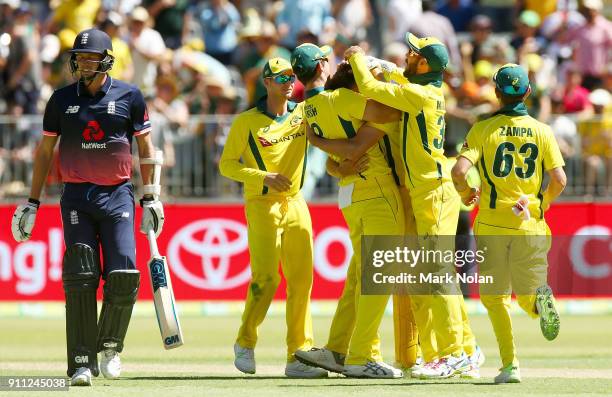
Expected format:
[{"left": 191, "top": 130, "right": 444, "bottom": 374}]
[{"left": 126, "top": 376, "right": 290, "bottom": 380}]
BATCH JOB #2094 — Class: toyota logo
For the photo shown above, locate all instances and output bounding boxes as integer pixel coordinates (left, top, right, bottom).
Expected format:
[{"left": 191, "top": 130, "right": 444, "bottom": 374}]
[{"left": 167, "top": 219, "right": 252, "bottom": 290}]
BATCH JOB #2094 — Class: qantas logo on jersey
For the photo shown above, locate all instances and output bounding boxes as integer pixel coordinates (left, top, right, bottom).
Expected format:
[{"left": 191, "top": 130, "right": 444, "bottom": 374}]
[
  {"left": 81, "top": 120, "right": 107, "bottom": 149},
  {"left": 257, "top": 131, "right": 305, "bottom": 147},
  {"left": 499, "top": 126, "right": 533, "bottom": 137}
]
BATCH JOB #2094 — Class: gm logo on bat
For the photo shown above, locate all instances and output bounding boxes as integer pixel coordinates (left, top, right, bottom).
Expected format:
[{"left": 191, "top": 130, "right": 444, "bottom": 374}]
[
  {"left": 150, "top": 258, "right": 168, "bottom": 292},
  {"left": 165, "top": 334, "right": 180, "bottom": 346}
]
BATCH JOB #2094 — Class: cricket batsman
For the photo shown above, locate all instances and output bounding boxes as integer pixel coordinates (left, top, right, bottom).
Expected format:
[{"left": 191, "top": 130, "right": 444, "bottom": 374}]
[
  {"left": 345, "top": 34, "right": 480, "bottom": 378},
  {"left": 219, "top": 58, "right": 326, "bottom": 378},
  {"left": 452, "top": 63, "right": 566, "bottom": 383},
  {"left": 10, "top": 28, "right": 162, "bottom": 386},
  {"left": 290, "top": 43, "right": 405, "bottom": 378}
]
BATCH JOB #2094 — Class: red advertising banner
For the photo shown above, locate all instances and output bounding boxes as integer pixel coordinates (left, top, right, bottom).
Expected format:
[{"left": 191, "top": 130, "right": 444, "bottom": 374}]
[{"left": 0, "top": 203, "right": 611, "bottom": 300}]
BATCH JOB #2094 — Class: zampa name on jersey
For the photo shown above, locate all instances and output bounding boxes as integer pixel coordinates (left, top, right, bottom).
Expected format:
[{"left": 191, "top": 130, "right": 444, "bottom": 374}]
[
  {"left": 499, "top": 126, "right": 534, "bottom": 137},
  {"left": 258, "top": 131, "right": 304, "bottom": 147}
]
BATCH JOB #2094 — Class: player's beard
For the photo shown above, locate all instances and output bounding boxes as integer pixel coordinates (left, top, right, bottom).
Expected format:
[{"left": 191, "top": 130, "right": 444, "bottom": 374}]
[{"left": 403, "top": 58, "right": 418, "bottom": 79}]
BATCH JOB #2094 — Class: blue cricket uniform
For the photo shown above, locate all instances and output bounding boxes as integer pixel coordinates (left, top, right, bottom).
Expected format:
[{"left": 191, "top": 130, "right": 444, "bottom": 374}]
[{"left": 43, "top": 76, "right": 151, "bottom": 277}]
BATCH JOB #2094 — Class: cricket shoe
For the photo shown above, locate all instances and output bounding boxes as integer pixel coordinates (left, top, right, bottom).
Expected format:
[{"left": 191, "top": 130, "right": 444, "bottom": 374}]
[
  {"left": 294, "top": 347, "right": 345, "bottom": 373},
  {"left": 418, "top": 360, "right": 453, "bottom": 379},
  {"left": 234, "top": 343, "right": 255, "bottom": 374},
  {"left": 70, "top": 367, "right": 92, "bottom": 386},
  {"left": 343, "top": 361, "right": 403, "bottom": 378},
  {"left": 460, "top": 346, "right": 485, "bottom": 379},
  {"left": 285, "top": 360, "right": 328, "bottom": 378},
  {"left": 100, "top": 349, "right": 121, "bottom": 379},
  {"left": 494, "top": 364, "right": 521, "bottom": 383},
  {"left": 535, "top": 285, "right": 560, "bottom": 341},
  {"left": 398, "top": 356, "right": 423, "bottom": 378}
]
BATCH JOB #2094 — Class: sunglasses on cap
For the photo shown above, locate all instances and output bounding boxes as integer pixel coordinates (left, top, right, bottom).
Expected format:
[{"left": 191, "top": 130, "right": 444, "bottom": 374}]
[{"left": 269, "top": 74, "right": 296, "bottom": 84}]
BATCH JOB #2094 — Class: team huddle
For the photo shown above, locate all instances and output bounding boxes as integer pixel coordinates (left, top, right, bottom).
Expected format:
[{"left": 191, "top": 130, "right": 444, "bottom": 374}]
[
  {"left": 220, "top": 34, "right": 566, "bottom": 383},
  {"left": 9, "top": 27, "right": 566, "bottom": 387}
]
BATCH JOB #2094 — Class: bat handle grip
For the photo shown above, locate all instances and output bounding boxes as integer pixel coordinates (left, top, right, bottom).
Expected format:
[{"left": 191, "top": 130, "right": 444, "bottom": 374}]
[{"left": 147, "top": 228, "right": 160, "bottom": 257}]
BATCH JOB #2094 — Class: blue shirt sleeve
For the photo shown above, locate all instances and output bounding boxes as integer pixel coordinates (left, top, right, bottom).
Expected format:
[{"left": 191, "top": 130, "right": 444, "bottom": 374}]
[
  {"left": 42, "top": 92, "right": 61, "bottom": 136},
  {"left": 130, "top": 87, "right": 152, "bottom": 136}
]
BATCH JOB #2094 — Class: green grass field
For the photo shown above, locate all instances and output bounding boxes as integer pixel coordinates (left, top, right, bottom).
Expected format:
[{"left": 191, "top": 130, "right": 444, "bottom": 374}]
[{"left": 1, "top": 312, "right": 611, "bottom": 396}]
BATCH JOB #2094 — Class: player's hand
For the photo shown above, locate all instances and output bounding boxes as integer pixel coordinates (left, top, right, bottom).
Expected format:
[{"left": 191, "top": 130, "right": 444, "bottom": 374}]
[
  {"left": 338, "top": 154, "right": 369, "bottom": 177},
  {"left": 459, "top": 187, "right": 480, "bottom": 206},
  {"left": 140, "top": 197, "right": 165, "bottom": 237},
  {"left": 264, "top": 173, "right": 292, "bottom": 192},
  {"left": 344, "top": 46, "right": 365, "bottom": 60},
  {"left": 11, "top": 199, "right": 39, "bottom": 242}
]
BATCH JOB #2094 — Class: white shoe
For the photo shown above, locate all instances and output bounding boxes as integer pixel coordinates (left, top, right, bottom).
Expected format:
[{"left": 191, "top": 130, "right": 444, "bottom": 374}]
[
  {"left": 343, "top": 361, "right": 404, "bottom": 378},
  {"left": 234, "top": 343, "right": 255, "bottom": 374},
  {"left": 70, "top": 367, "right": 92, "bottom": 386},
  {"left": 100, "top": 349, "right": 121, "bottom": 379},
  {"left": 418, "top": 360, "right": 453, "bottom": 379},
  {"left": 446, "top": 352, "right": 471, "bottom": 374},
  {"left": 470, "top": 345, "right": 485, "bottom": 367},
  {"left": 285, "top": 360, "right": 328, "bottom": 378},
  {"left": 401, "top": 356, "right": 423, "bottom": 378},
  {"left": 294, "top": 348, "right": 345, "bottom": 373},
  {"left": 460, "top": 346, "right": 484, "bottom": 379},
  {"left": 494, "top": 364, "right": 521, "bottom": 383}
]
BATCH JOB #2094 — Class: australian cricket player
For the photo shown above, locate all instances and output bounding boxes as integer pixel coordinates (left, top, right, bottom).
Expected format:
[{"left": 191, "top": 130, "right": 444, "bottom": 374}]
[
  {"left": 219, "top": 58, "right": 326, "bottom": 378},
  {"left": 452, "top": 63, "right": 566, "bottom": 383},
  {"left": 290, "top": 44, "right": 405, "bottom": 378},
  {"left": 345, "top": 34, "right": 479, "bottom": 379},
  {"left": 10, "top": 28, "right": 162, "bottom": 386}
]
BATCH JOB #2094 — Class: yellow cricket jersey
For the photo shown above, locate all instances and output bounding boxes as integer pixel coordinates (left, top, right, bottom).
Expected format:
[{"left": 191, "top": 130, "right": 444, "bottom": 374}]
[
  {"left": 303, "top": 87, "right": 392, "bottom": 186},
  {"left": 460, "top": 104, "right": 565, "bottom": 223},
  {"left": 350, "top": 53, "right": 450, "bottom": 194},
  {"left": 219, "top": 98, "right": 307, "bottom": 199}
]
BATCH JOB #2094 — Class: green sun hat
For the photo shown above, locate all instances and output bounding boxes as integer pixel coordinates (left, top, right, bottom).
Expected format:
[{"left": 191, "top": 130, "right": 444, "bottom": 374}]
[
  {"left": 290, "top": 43, "right": 332, "bottom": 80},
  {"left": 405, "top": 33, "right": 449, "bottom": 72}
]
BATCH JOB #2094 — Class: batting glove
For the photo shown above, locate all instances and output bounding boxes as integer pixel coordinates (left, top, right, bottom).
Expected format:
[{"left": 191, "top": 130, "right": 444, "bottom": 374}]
[
  {"left": 140, "top": 196, "right": 165, "bottom": 237},
  {"left": 11, "top": 198, "right": 40, "bottom": 242}
]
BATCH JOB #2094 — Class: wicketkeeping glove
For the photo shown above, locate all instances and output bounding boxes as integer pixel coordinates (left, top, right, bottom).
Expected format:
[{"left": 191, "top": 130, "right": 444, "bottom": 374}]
[
  {"left": 11, "top": 198, "right": 40, "bottom": 242},
  {"left": 140, "top": 197, "right": 165, "bottom": 237}
]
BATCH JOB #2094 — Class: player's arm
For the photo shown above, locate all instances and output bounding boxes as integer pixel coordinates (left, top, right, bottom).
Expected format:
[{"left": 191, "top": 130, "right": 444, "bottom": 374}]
[
  {"left": 326, "top": 154, "right": 369, "bottom": 178},
  {"left": 362, "top": 99, "right": 401, "bottom": 123},
  {"left": 451, "top": 156, "right": 480, "bottom": 206},
  {"left": 306, "top": 122, "right": 384, "bottom": 161},
  {"left": 29, "top": 135, "right": 59, "bottom": 201},
  {"left": 541, "top": 167, "right": 566, "bottom": 211},
  {"left": 347, "top": 50, "right": 424, "bottom": 114},
  {"left": 219, "top": 117, "right": 291, "bottom": 192},
  {"left": 136, "top": 132, "right": 155, "bottom": 186}
]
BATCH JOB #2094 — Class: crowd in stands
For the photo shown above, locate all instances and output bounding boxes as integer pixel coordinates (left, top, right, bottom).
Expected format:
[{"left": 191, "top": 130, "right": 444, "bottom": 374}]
[{"left": 0, "top": 0, "right": 610, "bottom": 198}]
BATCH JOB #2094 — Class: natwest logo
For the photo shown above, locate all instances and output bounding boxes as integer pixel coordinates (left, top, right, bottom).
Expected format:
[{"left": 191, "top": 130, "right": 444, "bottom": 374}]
[{"left": 82, "top": 120, "right": 105, "bottom": 141}]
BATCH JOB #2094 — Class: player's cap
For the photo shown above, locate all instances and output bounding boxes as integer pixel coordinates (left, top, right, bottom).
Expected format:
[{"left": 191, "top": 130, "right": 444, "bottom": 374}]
[
  {"left": 582, "top": 0, "right": 603, "bottom": 10},
  {"left": 290, "top": 43, "right": 332, "bottom": 80},
  {"left": 262, "top": 58, "right": 293, "bottom": 78},
  {"left": 405, "top": 33, "right": 449, "bottom": 72},
  {"left": 518, "top": 10, "right": 541, "bottom": 28},
  {"left": 493, "top": 63, "right": 530, "bottom": 96},
  {"left": 69, "top": 28, "right": 114, "bottom": 57},
  {"left": 130, "top": 6, "right": 149, "bottom": 22}
]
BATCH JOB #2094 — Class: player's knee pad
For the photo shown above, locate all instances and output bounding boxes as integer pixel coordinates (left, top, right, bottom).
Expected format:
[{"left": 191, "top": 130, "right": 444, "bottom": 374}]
[
  {"left": 62, "top": 243, "right": 101, "bottom": 377},
  {"left": 97, "top": 269, "right": 140, "bottom": 353}
]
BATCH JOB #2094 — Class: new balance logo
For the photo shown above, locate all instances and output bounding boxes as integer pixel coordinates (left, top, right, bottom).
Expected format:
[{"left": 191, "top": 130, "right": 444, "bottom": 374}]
[
  {"left": 107, "top": 101, "right": 115, "bottom": 114},
  {"left": 121, "top": 212, "right": 130, "bottom": 218},
  {"left": 66, "top": 105, "right": 80, "bottom": 114}
]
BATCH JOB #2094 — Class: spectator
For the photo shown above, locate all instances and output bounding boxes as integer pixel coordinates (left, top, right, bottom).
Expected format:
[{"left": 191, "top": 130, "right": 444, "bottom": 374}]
[
  {"left": 386, "top": 0, "right": 421, "bottom": 42},
  {"left": 2, "top": 4, "right": 42, "bottom": 115},
  {"left": 410, "top": 0, "right": 461, "bottom": 72},
  {"left": 510, "top": 10, "right": 546, "bottom": 53},
  {"left": 196, "top": 0, "right": 241, "bottom": 65},
  {"left": 437, "top": 0, "right": 476, "bottom": 32},
  {"left": 239, "top": 21, "right": 291, "bottom": 106},
  {"left": 521, "top": 53, "right": 552, "bottom": 122},
  {"left": 275, "top": 0, "right": 335, "bottom": 49},
  {"left": 143, "top": 0, "right": 190, "bottom": 49},
  {"left": 561, "top": 67, "right": 593, "bottom": 115},
  {"left": 521, "top": 0, "right": 557, "bottom": 22},
  {"left": 579, "top": 88, "right": 612, "bottom": 195},
  {"left": 561, "top": 0, "right": 612, "bottom": 91},
  {"left": 101, "top": 12, "right": 134, "bottom": 82},
  {"left": 332, "top": 0, "right": 372, "bottom": 41},
  {"left": 127, "top": 6, "right": 166, "bottom": 96},
  {"left": 462, "top": 15, "right": 515, "bottom": 67},
  {"left": 46, "top": 0, "right": 100, "bottom": 34},
  {"left": 477, "top": 0, "right": 516, "bottom": 32}
]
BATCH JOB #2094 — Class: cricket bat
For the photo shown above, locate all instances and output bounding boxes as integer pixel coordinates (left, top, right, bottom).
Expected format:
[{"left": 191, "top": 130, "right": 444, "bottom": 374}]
[{"left": 145, "top": 150, "right": 184, "bottom": 349}]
